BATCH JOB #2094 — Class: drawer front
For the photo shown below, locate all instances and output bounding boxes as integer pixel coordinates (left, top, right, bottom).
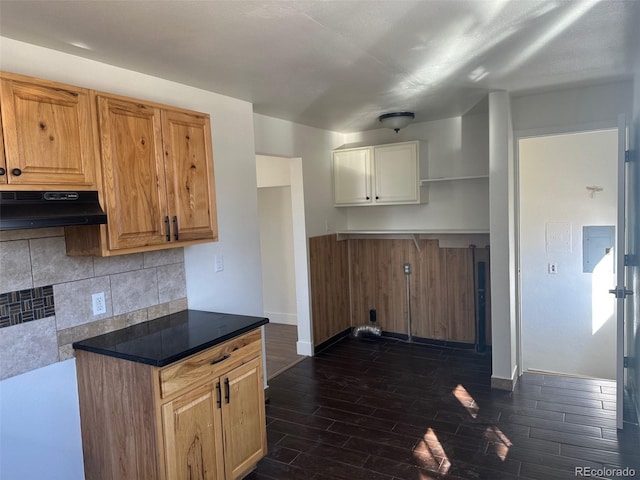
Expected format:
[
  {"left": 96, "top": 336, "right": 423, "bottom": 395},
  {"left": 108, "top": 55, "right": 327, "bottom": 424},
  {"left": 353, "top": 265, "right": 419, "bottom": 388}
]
[{"left": 159, "top": 329, "right": 261, "bottom": 399}]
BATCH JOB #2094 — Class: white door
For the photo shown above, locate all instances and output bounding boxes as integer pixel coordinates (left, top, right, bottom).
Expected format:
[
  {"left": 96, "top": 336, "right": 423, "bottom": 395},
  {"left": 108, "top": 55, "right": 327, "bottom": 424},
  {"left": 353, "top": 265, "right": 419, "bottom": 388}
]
[
  {"left": 333, "top": 148, "right": 371, "bottom": 205},
  {"left": 611, "top": 115, "right": 632, "bottom": 429},
  {"left": 374, "top": 143, "right": 419, "bottom": 204}
]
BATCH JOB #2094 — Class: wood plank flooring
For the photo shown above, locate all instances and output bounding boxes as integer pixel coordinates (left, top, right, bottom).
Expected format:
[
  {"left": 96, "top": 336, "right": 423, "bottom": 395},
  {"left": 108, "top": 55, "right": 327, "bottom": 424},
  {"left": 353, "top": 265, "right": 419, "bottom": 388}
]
[
  {"left": 264, "top": 323, "right": 305, "bottom": 380},
  {"left": 249, "top": 335, "right": 640, "bottom": 480}
]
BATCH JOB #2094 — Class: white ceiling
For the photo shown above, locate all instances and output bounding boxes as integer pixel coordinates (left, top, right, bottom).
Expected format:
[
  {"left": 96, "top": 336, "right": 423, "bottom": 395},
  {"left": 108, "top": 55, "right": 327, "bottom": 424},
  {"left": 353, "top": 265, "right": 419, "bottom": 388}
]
[{"left": 1, "top": 0, "right": 639, "bottom": 132}]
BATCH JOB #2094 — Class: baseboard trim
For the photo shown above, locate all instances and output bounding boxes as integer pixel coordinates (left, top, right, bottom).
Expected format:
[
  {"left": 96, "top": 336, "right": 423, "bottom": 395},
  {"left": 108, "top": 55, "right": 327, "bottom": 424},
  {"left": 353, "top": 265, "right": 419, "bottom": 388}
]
[
  {"left": 296, "top": 340, "right": 313, "bottom": 357},
  {"left": 314, "top": 328, "right": 351, "bottom": 354},
  {"left": 492, "top": 366, "right": 519, "bottom": 391}
]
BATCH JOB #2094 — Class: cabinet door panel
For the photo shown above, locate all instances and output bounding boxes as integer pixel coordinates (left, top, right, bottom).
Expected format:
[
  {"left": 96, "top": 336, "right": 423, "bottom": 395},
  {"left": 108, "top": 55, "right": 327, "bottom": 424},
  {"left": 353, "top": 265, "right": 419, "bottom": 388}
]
[
  {"left": 0, "top": 105, "right": 6, "bottom": 185},
  {"left": 162, "top": 110, "right": 217, "bottom": 242},
  {"left": 0, "top": 78, "right": 95, "bottom": 186},
  {"left": 333, "top": 148, "right": 371, "bottom": 205},
  {"left": 222, "top": 358, "right": 266, "bottom": 479},
  {"left": 97, "top": 96, "right": 168, "bottom": 250},
  {"left": 374, "top": 143, "right": 419, "bottom": 203},
  {"left": 162, "top": 382, "right": 225, "bottom": 480}
]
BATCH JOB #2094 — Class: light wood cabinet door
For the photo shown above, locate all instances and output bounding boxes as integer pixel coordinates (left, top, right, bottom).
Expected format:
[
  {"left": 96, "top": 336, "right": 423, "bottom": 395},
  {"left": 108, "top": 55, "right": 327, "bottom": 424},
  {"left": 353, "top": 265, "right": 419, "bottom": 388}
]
[
  {"left": 333, "top": 148, "right": 371, "bottom": 205},
  {"left": 0, "top": 75, "right": 95, "bottom": 187},
  {"left": 221, "top": 358, "right": 267, "bottom": 480},
  {"left": 162, "top": 381, "right": 225, "bottom": 480},
  {"left": 162, "top": 109, "right": 217, "bottom": 242},
  {"left": 373, "top": 142, "right": 419, "bottom": 204},
  {"left": 0, "top": 105, "right": 6, "bottom": 185},
  {"left": 96, "top": 95, "right": 169, "bottom": 250}
]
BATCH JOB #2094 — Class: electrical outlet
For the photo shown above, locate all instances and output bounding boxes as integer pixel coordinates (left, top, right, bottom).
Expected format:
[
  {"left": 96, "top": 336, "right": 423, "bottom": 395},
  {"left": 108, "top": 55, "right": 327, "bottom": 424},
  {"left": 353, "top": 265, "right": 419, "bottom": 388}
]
[
  {"left": 214, "top": 254, "right": 224, "bottom": 272},
  {"left": 548, "top": 263, "right": 558, "bottom": 274},
  {"left": 92, "top": 292, "right": 106, "bottom": 315}
]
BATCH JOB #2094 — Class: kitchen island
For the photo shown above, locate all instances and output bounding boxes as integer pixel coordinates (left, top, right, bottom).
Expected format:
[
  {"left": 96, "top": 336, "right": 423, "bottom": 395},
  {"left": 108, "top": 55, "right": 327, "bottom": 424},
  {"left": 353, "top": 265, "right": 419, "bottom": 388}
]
[{"left": 73, "top": 309, "right": 269, "bottom": 480}]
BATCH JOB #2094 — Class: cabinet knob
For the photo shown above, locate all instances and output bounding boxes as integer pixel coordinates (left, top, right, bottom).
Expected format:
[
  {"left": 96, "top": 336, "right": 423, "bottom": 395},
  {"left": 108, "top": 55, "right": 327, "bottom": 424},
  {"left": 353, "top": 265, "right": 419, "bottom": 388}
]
[
  {"left": 375, "top": 196, "right": 379, "bottom": 200},
  {"left": 11, "top": 168, "right": 22, "bottom": 176},
  {"left": 366, "top": 196, "right": 370, "bottom": 200},
  {"left": 0, "top": 168, "right": 5, "bottom": 176}
]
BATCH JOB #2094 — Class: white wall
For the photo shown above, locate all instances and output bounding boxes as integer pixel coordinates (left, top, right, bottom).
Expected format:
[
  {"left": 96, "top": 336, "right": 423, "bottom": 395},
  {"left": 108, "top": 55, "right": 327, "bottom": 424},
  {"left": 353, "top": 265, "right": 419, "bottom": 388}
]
[
  {"left": 0, "top": 37, "right": 263, "bottom": 480},
  {"left": 256, "top": 155, "right": 297, "bottom": 325},
  {"left": 489, "top": 91, "right": 518, "bottom": 388},
  {"left": 342, "top": 114, "right": 490, "bottom": 232},
  {"left": 630, "top": 72, "right": 640, "bottom": 418},
  {"left": 253, "top": 114, "right": 345, "bottom": 237},
  {"left": 520, "top": 130, "right": 618, "bottom": 379}
]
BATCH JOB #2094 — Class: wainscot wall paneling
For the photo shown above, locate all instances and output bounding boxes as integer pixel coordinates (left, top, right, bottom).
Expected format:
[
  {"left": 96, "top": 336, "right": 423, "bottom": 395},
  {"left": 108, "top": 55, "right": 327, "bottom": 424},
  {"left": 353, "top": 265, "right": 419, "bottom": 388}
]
[
  {"left": 308, "top": 234, "right": 350, "bottom": 346},
  {"left": 310, "top": 235, "right": 491, "bottom": 345}
]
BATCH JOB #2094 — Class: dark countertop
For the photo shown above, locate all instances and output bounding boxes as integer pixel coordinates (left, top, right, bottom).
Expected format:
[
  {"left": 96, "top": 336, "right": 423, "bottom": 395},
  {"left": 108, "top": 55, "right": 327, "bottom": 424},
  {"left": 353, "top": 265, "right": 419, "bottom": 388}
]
[{"left": 73, "top": 309, "right": 269, "bottom": 367}]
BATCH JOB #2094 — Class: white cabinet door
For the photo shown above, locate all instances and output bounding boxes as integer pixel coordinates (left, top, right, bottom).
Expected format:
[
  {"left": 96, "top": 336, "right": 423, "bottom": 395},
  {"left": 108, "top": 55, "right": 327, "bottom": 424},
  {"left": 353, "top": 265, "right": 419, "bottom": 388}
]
[
  {"left": 373, "top": 142, "right": 419, "bottom": 204},
  {"left": 333, "top": 148, "right": 371, "bottom": 205}
]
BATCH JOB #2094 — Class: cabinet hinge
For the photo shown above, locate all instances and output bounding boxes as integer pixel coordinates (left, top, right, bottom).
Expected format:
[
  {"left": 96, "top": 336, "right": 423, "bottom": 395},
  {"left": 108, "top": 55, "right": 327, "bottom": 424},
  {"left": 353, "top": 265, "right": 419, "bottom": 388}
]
[{"left": 625, "top": 254, "right": 639, "bottom": 267}]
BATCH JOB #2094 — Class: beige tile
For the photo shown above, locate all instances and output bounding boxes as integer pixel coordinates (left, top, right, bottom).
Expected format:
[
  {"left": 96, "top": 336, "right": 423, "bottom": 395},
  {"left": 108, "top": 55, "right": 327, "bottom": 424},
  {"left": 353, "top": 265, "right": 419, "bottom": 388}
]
[
  {"left": 0, "top": 239, "right": 33, "bottom": 294},
  {"left": 169, "top": 297, "right": 188, "bottom": 313},
  {"left": 0, "top": 317, "right": 58, "bottom": 380},
  {"left": 157, "top": 262, "right": 186, "bottom": 303},
  {"left": 30, "top": 236, "right": 94, "bottom": 287},
  {"left": 58, "top": 344, "right": 75, "bottom": 362},
  {"left": 143, "top": 247, "right": 184, "bottom": 268},
  {"left": 147, "top": 302, "right": 171, "bottom": 320},
  {"left": 53, "top": 276, "right": 112, "bottom": 330},
  {"left": 119, "top": 309, "right": 149, "bottom": 327},
  {"left": 93, "top": 253, "right": 143, "bottom": 276},
  {"left": 111, "top": 269, "right": 159, "bottom": 316},
  {"left": 0, "top": 227, "right": 64, "bottom": 241}
]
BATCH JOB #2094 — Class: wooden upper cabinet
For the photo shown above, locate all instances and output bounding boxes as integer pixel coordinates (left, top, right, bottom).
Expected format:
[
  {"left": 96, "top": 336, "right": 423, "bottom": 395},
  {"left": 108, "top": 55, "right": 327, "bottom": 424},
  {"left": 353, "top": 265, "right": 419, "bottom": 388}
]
[
  {"left": 66, "top": 92, "right": 218, "bottom": 256},
  {"left": 0, "top": 105, "right": 6, "bottom": 185},
  {"left": 0, "top": 72, "right": 95, "bottom": 188},
  {"left": 162, "top": 109, "right": 217, "bottom": 242},
  {"left": 96, "top": 95, "right": 168, "bottom": 250}
]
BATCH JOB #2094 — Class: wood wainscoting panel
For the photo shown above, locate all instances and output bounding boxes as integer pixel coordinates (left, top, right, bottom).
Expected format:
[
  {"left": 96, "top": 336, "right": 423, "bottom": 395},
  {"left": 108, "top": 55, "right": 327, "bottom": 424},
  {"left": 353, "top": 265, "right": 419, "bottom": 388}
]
[
  {"left": 309, "top": 234, "right": 350, "bottom": 346},
  {"left": 411, "top": 239, "right": 448, "bottom": 340}
]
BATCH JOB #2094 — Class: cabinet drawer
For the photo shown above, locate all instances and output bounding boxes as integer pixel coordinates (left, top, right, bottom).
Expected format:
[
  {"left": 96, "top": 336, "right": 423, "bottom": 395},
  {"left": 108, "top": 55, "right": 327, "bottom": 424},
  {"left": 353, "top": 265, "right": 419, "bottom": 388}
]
[{"left": 159, "top": 329, "right": 261, "bottom": 399}]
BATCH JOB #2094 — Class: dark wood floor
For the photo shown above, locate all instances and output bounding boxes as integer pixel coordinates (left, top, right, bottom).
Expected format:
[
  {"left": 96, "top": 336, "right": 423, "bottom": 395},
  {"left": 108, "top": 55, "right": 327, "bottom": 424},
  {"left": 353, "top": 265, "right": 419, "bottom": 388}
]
[{"left": 248, "top": 335, "right": 640, "bottom": 480}]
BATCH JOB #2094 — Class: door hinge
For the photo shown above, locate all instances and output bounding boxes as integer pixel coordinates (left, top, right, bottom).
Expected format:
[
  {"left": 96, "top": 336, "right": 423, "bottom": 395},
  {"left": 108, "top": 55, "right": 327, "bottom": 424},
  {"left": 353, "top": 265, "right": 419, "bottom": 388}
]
[
  {"left": 625, "top": 150, "right": 632, "bottom": 163},
  {"left": 624, "top": 356, "right": 629, "bottom": 368},
  {"left": 625, "top": 254, "right": 639, "bottom": 267},
  {"left": 609, "top": 287, "right": 634, "bottom": 299}
]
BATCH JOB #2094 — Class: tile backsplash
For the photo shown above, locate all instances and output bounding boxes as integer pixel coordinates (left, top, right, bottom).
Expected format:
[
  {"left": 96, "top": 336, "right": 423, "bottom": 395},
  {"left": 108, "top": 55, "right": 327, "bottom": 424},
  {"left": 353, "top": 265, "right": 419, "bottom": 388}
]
[
  {"left": 0, "top": 285, "right": 55, "bottom": 328},
  {"left": 0, "top": 228, "right": 188, "bottom": 380}
]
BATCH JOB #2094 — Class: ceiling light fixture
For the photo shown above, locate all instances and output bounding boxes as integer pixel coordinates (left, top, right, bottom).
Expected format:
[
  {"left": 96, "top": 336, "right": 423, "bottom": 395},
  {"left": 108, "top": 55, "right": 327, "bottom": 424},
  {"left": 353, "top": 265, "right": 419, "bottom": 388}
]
[{"left": 378, "top": 112, "right": 415, "bottom": 133}]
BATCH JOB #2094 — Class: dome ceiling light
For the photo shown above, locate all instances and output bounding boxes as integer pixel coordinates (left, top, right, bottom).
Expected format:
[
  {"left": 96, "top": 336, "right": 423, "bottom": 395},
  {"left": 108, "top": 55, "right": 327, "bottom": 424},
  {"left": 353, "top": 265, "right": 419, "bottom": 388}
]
[{"left": 378, "top": 112, "right": 415, "bottom": 133}]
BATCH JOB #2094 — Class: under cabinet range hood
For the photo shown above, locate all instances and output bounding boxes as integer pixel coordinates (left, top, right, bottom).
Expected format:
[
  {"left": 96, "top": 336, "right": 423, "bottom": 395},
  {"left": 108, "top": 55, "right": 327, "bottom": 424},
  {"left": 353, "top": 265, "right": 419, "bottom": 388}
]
[{"left": 0, "top": 191, "right": 107, "bottom": 231}]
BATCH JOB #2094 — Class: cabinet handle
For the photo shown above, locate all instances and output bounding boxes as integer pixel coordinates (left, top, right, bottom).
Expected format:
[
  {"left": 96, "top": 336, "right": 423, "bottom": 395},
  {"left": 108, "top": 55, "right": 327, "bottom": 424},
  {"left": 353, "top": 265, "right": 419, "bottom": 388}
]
[
  {"left": 172, "top": 216, "right": 179, "bottom": 241},
  {"left": 224, "top": 378, "right": 230, "bottom": 404},
  {"left": 210, "top": 353, "right": 230, "bottom": 365},
  {"left": 164, "top": 216, "right": 170, "bottom": 241},
  {"left": 0, "top": 168, "right": 5, "bottom": 176},
  {"left": 216, "top": 381, "right": 222, "bottom": 408},
  {"left": 11, "top": 168, "right": 22, "bottom": 176}
]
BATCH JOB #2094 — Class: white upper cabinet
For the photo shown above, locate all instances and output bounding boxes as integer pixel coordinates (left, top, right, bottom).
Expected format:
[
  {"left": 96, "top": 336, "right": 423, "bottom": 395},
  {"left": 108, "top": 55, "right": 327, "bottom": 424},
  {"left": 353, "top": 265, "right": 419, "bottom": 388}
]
[{"left": 333, "top": 140, "right": 427, "bottom": 206}]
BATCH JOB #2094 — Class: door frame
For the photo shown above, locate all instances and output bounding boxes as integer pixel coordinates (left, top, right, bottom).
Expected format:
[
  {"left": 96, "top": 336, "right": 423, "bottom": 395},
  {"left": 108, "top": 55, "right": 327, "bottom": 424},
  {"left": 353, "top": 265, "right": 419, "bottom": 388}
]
[{"left": 514, "top": 120, "right": 622, "bottom": 381}]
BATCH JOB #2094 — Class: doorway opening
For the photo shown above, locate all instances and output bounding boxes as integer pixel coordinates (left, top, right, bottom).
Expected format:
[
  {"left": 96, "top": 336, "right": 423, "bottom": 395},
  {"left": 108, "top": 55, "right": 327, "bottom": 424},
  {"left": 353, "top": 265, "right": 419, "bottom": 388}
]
[
  {"left": 518, "top": 128, "right": 618, "bottom": 380},
  {"left": 256, "top": 155, "right": 311, "bottom": 379}
]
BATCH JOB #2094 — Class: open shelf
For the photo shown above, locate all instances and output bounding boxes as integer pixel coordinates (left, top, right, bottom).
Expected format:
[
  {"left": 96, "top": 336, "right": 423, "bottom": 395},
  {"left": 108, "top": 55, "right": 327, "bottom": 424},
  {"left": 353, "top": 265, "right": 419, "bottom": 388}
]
[{"left": 420, "top": 174, "right": 489, "bottom": 185}]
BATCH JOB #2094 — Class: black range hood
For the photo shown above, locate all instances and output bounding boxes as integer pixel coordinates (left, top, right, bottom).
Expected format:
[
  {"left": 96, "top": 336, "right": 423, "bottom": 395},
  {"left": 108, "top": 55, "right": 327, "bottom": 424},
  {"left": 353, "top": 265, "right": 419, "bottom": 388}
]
[{"left": 0, "top": 191, "right": 107, "bottom": 231}]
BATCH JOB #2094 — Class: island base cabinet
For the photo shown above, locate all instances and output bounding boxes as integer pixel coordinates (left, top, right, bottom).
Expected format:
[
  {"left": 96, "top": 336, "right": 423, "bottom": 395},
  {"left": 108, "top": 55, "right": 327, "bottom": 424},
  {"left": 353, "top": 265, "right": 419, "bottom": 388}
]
[
  {"left": 75, "top": 328, "right": 267, "bottom": 480},
  {"left": 162, "top": 382, "right": 225, "bottom": 480},
  {"left": 222, "top": 358, "right": 267, "bottom": 480}
]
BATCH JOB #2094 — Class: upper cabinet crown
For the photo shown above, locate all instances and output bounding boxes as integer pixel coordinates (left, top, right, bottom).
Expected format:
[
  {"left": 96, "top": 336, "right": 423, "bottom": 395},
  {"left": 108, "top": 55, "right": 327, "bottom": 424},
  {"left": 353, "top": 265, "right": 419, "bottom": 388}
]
[
  {"left": 66, "top": 93, "right": 218, "bottom": 256},
  {"left": 333, "top": 140, "right": 428, "bottom": 206},
  {"left": 0, "top": 72, "right": 96, "bottom": 188}
]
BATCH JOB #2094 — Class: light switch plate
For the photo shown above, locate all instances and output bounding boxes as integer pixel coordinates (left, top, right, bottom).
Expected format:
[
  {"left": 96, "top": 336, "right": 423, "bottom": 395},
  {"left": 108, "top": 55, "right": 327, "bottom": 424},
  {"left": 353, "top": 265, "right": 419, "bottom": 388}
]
[{"left": 214, "top": 254, "right": 224, "bottom": 272}]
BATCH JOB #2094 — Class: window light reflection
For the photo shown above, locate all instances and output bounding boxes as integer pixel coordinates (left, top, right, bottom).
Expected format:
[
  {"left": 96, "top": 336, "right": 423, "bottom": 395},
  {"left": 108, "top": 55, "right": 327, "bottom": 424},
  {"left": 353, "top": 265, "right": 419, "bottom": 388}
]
[
  {"left": 453, "top": 384, "right": 479, "bottom": 419},
  {"left": 412, "top": 428, "right": 450, "bottom": 474},
  {"left": 484, "top": 425, "right": 513, "bottom": 461}
]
